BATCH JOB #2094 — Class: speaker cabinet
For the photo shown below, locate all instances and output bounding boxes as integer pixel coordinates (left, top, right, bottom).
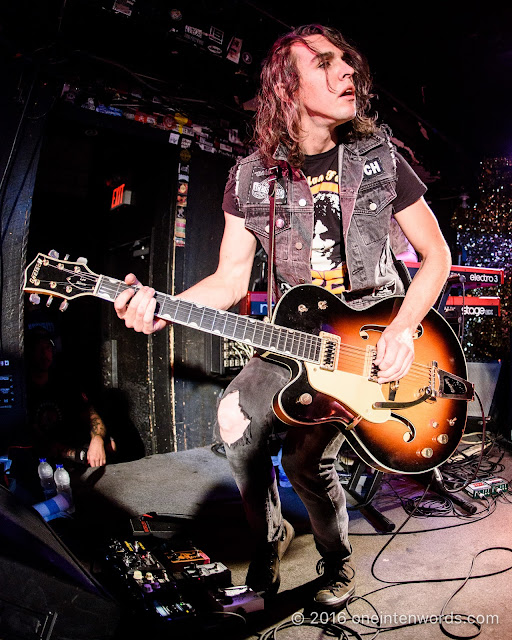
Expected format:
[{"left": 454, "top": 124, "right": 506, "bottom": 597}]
[
  {"left": 466, "top": 361, "right": 502, "bottom": 419},
  {"left": 0, "top": 486, "right": 120, "bottom": 639}
]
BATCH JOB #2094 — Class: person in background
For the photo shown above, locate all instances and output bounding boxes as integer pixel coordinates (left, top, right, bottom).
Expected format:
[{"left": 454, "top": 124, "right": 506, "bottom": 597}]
[{"left": 25, "top": 328, "right": 115, "bottom": 467}]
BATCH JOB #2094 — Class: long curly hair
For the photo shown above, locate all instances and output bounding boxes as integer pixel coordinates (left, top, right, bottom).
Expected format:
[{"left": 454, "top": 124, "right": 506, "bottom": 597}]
[{"left": 254, "top": 24, "right": 376, "bottom": 168}]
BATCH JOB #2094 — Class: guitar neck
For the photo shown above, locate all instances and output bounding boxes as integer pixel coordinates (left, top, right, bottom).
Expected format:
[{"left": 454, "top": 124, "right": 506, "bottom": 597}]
[{"left": 95, "top": 275, "right": 323, "bottom": 364}]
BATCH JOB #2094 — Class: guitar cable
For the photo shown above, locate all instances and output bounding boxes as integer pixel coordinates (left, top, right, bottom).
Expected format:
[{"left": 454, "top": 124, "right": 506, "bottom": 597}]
[
  {"left": 433, "top": 391, "right": 487, "bottom": 495},
  {"left": 346, "top": 474, "right": 512, "bottom": 640}
]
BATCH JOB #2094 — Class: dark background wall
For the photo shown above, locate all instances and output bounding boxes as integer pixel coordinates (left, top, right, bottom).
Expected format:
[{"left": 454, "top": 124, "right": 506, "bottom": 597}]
[
  {"left": 20, "top": 104, "right": 234, "bottom": 455},
  {"left": 1, "top": 1, "right": 511, "bottom": 454}
]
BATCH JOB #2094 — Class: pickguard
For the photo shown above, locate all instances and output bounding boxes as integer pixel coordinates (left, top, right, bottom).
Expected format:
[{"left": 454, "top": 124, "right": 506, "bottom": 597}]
[{"left": 303, "top": 362, "right": 391, "bottom": 423}]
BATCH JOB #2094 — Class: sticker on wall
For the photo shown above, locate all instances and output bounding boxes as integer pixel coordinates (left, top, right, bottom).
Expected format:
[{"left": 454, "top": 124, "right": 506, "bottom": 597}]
[
  {"left": 175, "top": 217, "right": 186, "bottom": 247},
  {"left": 226, "top": 36, "right": 242, "bottom": 64},
  {"left": 180, "top": 149, "right": 192, "bottom": 163},
  {"left": 198, "top": 141, "right": 215, "bottom": 153}
]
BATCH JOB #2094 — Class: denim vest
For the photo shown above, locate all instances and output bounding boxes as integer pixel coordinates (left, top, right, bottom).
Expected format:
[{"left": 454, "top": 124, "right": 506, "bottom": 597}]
[{"left": 230, "top": 128, "right": 409, "bottom": 309}]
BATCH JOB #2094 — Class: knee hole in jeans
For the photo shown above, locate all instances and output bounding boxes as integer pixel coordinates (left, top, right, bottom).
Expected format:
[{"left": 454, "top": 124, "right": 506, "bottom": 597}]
[{"left": 218, "top": 390, "right": 250, "bottom": 445}]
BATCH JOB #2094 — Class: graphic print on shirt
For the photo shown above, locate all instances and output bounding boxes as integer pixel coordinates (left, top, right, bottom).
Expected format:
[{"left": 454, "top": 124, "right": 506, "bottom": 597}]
[
  {"left": 304, "top": 147, "right": 346, "bottom": 293},
  {"left": 308, "top": 167, "right": 340, "bottom": 271}
]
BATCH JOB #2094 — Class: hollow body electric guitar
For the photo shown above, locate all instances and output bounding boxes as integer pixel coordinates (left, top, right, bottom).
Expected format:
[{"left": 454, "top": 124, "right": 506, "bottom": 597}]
[{"left": 24, "top": 253, "right": 474, "bottom": 474}]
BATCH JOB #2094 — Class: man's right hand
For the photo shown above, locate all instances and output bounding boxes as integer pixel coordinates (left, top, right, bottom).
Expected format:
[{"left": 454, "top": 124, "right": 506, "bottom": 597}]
[{"left": 114, "top": 273, "right": 168, "bottom": 334}]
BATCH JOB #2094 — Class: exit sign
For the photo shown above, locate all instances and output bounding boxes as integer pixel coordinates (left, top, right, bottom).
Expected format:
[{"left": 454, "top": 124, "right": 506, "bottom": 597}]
[{"left": 111, "top": 184, "right": 132, "bottom": 209}]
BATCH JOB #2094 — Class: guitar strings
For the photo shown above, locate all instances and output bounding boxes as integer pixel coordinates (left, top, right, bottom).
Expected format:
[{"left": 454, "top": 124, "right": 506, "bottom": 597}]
[{"left": 52, "top": 273, "right": 434, "bottom": 387}]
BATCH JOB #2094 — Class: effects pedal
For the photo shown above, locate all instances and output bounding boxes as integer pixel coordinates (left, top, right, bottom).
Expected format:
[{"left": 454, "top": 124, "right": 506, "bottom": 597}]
[
  {"left": 177, "top": 561, "right": 232, "bottom": 588},
  {"left": 208, "top": 585, "right": 265, "bottom": 615},
  {"left": 130, "top": 512, "right": 182, "bottom": 539},
  {"left": 482, "top": 476, "right": 508, "bottom": 495},
  {"left": 464, "top": 481, "right": 492, "bottom": 499},
  {"left": 160, "top": 547, "right": 211, "bottom": 571},
  {"left": 464, "top": 477, "right": 509, "bottom": 499}
]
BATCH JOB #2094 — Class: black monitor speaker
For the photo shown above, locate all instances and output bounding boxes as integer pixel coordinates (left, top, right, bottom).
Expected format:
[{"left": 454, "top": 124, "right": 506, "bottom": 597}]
[{"left": 0, "top": 486, "right": 120, "bottom": 639}]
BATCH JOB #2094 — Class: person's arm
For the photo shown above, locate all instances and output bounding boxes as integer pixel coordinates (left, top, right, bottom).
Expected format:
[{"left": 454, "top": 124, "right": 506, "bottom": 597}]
[
  {"left": 86, "top": 406, "right": 108, "bottom": 467},
  {"left": 374, "top": 196, "right": 452, "bottom": 383},
  {"left": 114, "top": 213, "right": 257, "bottom": 333}
]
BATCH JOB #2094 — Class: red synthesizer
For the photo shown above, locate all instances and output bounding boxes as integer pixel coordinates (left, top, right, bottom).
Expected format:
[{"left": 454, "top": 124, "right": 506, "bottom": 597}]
[
  {"left": 404, "top": 262, "right": 505, "bottom": 290},
  {"left": 444, "top": 295, "right": 501, "bottom": 317}
]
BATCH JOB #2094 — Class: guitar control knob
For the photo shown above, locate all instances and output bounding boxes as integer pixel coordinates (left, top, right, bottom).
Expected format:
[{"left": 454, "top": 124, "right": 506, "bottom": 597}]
[
  {"left": 298, "top": 393, "right": 313, "bottom": 405},
  {"left": 419, "top": 447, "right": 434, "bottom": 459},
  {"left": 436, "top": 434, "right": 449, "bottom": 444},
  {"left": 59, "top": 300, "right": 69, "bottom": 312},
  {"left": 29, "top": 293, "right": 40, "bottom": 305}
]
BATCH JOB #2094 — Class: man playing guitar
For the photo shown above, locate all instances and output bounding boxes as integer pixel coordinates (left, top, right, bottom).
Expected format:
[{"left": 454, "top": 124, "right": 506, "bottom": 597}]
[{"left": 114, "top": 24, "right": 452, "bottom": 608}]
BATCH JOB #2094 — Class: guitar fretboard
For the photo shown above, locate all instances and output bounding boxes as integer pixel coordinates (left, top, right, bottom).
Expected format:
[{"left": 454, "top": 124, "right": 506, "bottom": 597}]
[{"left": 96, "top": 276, "right": 323, "bottom": 363}]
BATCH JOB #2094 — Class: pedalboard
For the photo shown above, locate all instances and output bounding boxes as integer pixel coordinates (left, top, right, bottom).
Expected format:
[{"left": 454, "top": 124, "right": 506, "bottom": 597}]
[
  {"left": 101, "top": 528, "right": 263, "bottom": 633},
  {"left": 103, "top": 538, "right": 195, "bottom": 625}
]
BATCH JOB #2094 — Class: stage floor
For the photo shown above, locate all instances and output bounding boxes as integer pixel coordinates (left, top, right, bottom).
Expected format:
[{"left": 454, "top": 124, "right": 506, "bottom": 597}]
[{"left": 52, "top": 436, "right": 512, "bottom": 639}]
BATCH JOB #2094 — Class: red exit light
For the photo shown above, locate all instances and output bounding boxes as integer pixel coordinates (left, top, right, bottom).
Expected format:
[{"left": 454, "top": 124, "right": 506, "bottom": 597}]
[{"left": 111, "top": 183, "right": 125, "bottom": 209}]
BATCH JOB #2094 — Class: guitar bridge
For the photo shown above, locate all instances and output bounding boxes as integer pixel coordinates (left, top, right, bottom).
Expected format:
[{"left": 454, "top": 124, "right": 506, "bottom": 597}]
[{"left": 319, "top": 331, "right": 340, "bottom": 371}]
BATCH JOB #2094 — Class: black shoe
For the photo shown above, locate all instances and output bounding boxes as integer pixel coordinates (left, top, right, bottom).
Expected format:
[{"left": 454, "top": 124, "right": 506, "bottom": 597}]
[
  {"left": 246, "top": 520, "right": 295, "bottom": 596},
  {"left": 314, "top": 557, "right": 355, "bottom": 607}
]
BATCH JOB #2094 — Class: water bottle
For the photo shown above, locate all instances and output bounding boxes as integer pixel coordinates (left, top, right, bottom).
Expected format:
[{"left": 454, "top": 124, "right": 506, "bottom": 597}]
[
  {"left": 33, "top": 493, "right": 74, "bottom": 522},
  {"left": 54, "top": 464, "right": 75, "bottom": 513},
  {"left": 37, "top": 458, "right": 56, "bottom": 499}
]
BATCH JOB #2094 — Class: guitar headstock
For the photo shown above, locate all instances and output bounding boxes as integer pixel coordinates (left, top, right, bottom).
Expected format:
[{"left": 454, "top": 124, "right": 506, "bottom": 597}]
[{"left": 24, "top": 252, "right": 99, "bottom": 309}]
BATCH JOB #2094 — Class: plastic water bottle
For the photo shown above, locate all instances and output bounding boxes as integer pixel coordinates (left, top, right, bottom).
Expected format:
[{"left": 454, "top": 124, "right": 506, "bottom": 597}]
[
  {"left": 37, "top": 458, "right": 56, "bottom": 499},
  {"left": 33, "top": 493, "right": 74, "bottom": 521},
  {"left": 54, "top": 464, "right": 74, "bottom": 513}
]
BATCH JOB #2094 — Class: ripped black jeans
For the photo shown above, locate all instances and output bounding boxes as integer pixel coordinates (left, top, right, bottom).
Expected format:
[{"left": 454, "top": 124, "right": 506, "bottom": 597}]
[{"left": 217, "top": 355, "right": 352, "bottom": 560}]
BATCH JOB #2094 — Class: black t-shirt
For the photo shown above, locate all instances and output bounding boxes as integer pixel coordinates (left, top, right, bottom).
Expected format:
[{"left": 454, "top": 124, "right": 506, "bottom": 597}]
[{"left": 223, "top": 146, "right": 426, "bottom": 271}]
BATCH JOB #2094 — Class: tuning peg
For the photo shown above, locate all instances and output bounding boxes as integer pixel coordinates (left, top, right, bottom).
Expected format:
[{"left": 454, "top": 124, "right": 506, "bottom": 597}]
[
  {"left": 64, "top": 254, "right": 70, "bottom": 260},
  {"left": 59, "top": 300, "right": 69, "bottom": 312},
  {"left": 29, "top": 293, "right": 40, "bottom": 305},
  {"left": 48, "top": 250, "right": 59, "bottom": 259},
  {"left": 46, "top": 296, "right": 53, "bottom": 307},
  {"left": 77, "top": 257, "right": 88, "bottom": 265}
]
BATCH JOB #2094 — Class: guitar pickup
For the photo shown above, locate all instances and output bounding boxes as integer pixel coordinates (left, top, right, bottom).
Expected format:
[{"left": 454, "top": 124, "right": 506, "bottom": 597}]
[
  {"left": 366, "top": 346, "right": 379, "bottom": 382},
  {"left": 319, "top": 332, "right": 340, "bottom": 371}
]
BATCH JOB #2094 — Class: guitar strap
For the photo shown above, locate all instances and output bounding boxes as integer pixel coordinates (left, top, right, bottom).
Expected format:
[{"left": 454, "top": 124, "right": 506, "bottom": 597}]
[{"left": 266, "top": 166, "right": 280, "bottom": 321}]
